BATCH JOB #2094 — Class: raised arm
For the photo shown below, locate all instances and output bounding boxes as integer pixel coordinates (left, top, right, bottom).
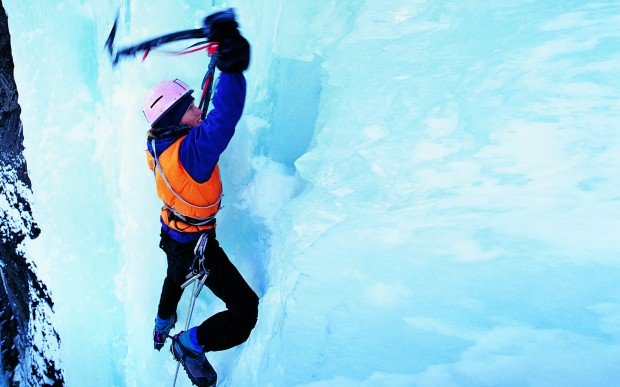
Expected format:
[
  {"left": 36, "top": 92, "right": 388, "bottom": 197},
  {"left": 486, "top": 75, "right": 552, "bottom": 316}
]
[
  {"left": 178, "top": 15, "right": 250, "bottom": 183},
  {"left": 179, "top": 72, "right": 246, "bottom": 183}
]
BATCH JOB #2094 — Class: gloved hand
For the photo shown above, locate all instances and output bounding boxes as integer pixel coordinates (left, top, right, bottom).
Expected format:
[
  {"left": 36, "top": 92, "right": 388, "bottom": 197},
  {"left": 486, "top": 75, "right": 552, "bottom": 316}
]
[
  {"left": 215, "top": 34, "right": 250, "bottom": 73},
  {"left": 203, "top": 9, "right": 250, "bottom": 73},
  {"left": 203, "top": 9, "right": 237, "bottom": 39}
]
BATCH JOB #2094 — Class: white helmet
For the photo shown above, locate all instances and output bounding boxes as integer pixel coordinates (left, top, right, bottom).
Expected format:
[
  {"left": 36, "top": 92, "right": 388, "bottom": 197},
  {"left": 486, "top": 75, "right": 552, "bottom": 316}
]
[{"left": 144, "top": 79, "right": 194, "bottom": 126}]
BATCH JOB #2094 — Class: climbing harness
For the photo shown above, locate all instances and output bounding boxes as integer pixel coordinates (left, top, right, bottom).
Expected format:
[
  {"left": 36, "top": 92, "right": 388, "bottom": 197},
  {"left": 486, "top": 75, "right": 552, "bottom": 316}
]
[
  {"left": 150, "top": 138, "right": 223, "bottom": 226},
  {"left": 182, "top": 233, "right": 211, "bottom": 290}
]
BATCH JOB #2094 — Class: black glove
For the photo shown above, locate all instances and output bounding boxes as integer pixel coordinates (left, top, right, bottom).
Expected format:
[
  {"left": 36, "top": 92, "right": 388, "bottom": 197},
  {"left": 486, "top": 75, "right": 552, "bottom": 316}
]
[
  {"left": 203, "top": 9, "right": 237, "bottom": 41},
  {"left": 203, "top": 9, "right": 250, "bottom": 73},
  {"left": 216, "top": 35, "right": 250, "bottom": 73}
]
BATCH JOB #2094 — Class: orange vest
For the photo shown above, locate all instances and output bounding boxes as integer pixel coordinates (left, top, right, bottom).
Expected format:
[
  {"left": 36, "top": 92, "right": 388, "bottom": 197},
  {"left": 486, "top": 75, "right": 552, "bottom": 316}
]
[{"left": 146, "top": 136, "right": 222, "bottom": 233}]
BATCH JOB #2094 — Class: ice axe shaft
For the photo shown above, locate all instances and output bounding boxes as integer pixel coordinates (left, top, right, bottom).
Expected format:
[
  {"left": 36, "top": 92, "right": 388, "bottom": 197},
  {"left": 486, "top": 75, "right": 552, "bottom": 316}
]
[
  {"left": 105, "top": 8, "right": 236, "bottom": 66},
  {"left": 106, "top": 24, "right": 205, "bottom": 65}
]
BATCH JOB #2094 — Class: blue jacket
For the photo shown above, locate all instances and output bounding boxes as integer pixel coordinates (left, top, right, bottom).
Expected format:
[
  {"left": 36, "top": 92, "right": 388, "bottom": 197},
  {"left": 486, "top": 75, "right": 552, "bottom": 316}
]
[{"left": 147, "top": 72, "right": 246, "bottom": 242}]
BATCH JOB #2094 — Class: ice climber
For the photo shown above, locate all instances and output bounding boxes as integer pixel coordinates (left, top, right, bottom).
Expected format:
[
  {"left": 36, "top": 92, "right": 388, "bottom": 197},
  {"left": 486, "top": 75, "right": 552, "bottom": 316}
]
[{"left": 142, "top": 15, "right": 257, "bottom": 387}]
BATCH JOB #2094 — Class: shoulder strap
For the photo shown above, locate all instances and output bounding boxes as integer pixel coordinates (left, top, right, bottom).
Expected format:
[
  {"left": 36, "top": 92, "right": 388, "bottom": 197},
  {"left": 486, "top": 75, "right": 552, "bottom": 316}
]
[{"left": 151, "top": 138, "right": 222, "bottom": 211}]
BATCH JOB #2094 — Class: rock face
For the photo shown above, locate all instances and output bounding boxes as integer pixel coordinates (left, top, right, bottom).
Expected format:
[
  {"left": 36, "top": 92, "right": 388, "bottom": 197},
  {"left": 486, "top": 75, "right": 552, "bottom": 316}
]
[{"left": 0, "top": 4, "right": 63, "bottom": 386}]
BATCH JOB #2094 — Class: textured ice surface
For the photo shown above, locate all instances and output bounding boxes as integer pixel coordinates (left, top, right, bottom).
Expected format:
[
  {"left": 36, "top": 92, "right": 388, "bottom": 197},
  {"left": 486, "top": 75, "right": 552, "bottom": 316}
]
[{"left": 6, "top": 0, "right": 620, "bottom": 386}]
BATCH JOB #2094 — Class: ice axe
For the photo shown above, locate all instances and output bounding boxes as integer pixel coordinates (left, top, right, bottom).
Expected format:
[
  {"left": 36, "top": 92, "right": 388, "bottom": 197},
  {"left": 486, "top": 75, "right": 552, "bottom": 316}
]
[{"left": 105, "top": 8, "right": 237, "bottom": 119}]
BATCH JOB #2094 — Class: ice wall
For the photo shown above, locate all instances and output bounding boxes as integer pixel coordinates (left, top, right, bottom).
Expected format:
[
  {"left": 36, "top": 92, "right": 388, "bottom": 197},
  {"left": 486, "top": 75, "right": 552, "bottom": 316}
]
[
  {"left": 231, "top": 1, "right": 620, "bottom": 385},
  {"left": 6, "top": 0, "right": 620, "bottom": 386},
  {"left": 4, "top": 1, "right": 125, "bottom": 385},
  {"left": 0, "top": 4, "right": 63, "bottom": 385}
]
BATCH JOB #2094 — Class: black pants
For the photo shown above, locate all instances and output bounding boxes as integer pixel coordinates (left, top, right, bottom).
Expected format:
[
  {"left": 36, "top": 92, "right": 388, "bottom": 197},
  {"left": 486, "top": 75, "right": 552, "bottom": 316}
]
[{"left": 157, "top": 231, "right": 259, "bottom": 352}]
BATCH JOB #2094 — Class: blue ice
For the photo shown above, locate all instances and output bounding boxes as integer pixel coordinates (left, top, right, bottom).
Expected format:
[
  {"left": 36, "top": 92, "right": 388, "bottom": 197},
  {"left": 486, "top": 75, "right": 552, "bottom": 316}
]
[{"left": 5, "top": 0, "right": 620, "bottom": 385}]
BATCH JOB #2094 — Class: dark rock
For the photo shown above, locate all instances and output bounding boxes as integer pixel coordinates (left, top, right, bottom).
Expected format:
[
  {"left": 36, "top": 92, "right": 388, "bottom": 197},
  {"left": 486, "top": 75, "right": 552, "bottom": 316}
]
[{"left": 0, "top": 4, "right": 64, "bottom": 385}]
